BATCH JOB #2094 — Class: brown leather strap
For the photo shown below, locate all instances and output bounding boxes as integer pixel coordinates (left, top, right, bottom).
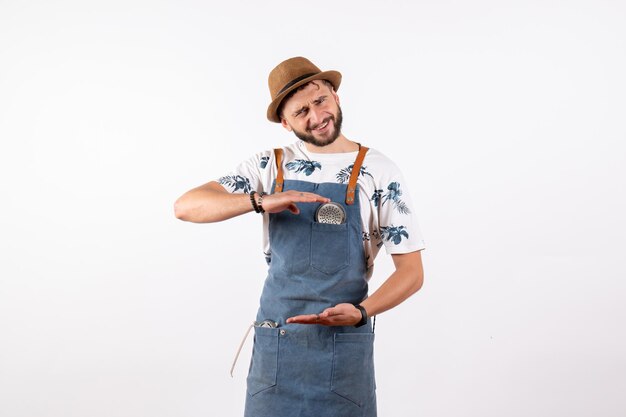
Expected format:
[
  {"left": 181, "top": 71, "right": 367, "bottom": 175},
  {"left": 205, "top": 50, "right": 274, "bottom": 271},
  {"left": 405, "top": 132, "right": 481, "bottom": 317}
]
[
  {"left": 346, "top": 145, "right": 369, "bottom": 205},
  {"left": 273, "top": 148, "right": 284, "bottom": 192}
]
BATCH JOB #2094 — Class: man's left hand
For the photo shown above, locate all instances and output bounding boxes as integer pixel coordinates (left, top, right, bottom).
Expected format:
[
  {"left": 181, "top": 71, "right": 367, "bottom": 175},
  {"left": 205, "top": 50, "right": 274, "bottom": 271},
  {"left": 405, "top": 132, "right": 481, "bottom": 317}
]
[{"left": 286, "top": 303, "right": 361, "bottom": 326}]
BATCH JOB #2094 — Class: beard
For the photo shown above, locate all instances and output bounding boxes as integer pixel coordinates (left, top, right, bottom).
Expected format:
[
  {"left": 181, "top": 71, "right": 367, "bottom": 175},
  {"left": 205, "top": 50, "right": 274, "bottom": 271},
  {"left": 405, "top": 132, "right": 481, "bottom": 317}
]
[{"left": 291, "top": 106, "right": 343, "bottom": 147}]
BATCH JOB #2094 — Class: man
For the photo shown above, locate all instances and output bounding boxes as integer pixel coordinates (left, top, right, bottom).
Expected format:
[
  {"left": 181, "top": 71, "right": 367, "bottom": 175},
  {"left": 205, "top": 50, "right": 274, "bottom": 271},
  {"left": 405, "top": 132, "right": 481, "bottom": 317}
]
[{"left": 174, "top": 56, "right": 425, "bottom": 417}]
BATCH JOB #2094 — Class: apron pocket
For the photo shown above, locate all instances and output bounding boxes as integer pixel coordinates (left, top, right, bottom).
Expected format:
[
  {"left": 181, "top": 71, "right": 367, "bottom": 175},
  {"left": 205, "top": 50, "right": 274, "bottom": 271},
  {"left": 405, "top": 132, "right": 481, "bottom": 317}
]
[
  {"left": 310, "top": 222, "right": 350, "bottom": 274},
  {"left": 246, "top": 326, "right": 279, "bottom": 396},
  {"left": 331, "top": 332, "right": 376, "bottom": 407}
]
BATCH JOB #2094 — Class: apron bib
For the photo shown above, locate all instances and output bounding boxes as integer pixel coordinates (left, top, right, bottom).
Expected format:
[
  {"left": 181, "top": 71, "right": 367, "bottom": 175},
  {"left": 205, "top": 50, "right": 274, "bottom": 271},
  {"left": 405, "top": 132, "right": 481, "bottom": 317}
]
[{"left": 244, "top": 146, "right": 377, "bottom": 417}]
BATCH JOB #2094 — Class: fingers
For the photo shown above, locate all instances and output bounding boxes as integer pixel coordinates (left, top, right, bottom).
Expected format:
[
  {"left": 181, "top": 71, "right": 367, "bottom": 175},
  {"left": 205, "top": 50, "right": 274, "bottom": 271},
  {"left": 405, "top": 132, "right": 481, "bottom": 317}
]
[
  {"left": 286, "top": 314, "right": 319, "bottom": 324},
  {"left": 289, "top": 191, "right": 330, "bottom": 203},
  {"left": 264, "top": 191, "right": 330, "bottom": 214},
  {"left": 281, "top": 190, "right": 329, "bottom": 201},
  {"left": 286, "top": 308, "right": 355, "bottom": 326}
]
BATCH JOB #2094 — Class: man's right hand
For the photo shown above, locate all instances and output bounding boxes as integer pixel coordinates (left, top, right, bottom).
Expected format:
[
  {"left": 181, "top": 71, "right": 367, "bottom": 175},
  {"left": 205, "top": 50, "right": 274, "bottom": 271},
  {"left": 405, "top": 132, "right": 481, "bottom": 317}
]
[
  {"left": 174, "top": 181, "right": 331, "bottom": 223},
  {"left": 263, "top": 190, "right": 330, "bottom": 215}
]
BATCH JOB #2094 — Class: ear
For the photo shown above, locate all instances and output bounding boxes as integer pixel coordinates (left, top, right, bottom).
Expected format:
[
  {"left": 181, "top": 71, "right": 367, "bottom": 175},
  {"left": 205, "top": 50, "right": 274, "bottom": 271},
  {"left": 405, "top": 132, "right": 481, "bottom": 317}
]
[
  {"left": 331, "top": 88, "right": 340, "bottom": 106},
  {"left": 281, "top": 118, "right": 293, "bottom": 132}
]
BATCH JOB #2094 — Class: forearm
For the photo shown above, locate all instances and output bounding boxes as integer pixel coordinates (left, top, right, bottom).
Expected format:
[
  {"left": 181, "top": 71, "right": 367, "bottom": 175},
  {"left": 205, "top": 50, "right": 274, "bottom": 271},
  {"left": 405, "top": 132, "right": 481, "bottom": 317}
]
[
  {"left": 174, "top": 182, "right": 254, "bottom": 223},
  {"left": 360, "top": 252, "right": 424, "bottom": 317},
  {"left": 175, "top": 184, "right": 330, "bottom": 223}
]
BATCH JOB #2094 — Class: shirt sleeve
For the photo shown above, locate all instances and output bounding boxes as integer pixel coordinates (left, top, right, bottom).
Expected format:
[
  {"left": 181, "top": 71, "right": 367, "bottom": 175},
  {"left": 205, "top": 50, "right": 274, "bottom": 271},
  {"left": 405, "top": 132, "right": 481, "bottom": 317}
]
[
  {"left": 216, "top": 151, "right": 271, "bottom": 195},
  {"left": 376, "top": 160, "right": 426, "bottom": 254}
]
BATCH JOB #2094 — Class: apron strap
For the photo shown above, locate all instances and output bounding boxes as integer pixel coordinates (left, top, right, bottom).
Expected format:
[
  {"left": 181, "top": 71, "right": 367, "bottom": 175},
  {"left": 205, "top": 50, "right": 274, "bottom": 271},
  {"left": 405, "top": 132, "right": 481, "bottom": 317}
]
[
  {"left": 346, "top": 144, "right": 369, "bottom": 205},
  {"left": 273, "top": 148, "right": 284, "bottom": 192},
  {"left": 274, "top": 144, "right": 367, "bottom": 201}
]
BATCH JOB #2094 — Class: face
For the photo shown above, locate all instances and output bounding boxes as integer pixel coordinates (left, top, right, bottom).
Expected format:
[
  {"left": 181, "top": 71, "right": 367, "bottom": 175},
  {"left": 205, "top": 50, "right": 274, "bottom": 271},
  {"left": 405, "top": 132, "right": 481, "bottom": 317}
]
[{"left": 280, "top": 81, "right": 343, "bottom": 147}]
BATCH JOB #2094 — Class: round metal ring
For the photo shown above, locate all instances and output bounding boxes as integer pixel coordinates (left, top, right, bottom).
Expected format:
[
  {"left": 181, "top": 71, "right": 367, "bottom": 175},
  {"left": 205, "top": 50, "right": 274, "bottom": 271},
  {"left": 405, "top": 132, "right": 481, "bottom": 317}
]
[{"left": 314, "top": 202, "right": 346, "bottom": 224}]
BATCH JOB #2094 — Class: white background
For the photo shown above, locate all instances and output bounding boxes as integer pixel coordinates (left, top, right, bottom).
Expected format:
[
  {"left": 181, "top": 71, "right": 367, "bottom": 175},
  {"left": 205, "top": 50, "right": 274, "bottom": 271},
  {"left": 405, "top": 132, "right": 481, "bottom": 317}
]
[{"left": 1, "top": 1, "right": 625, "bottom": 416}]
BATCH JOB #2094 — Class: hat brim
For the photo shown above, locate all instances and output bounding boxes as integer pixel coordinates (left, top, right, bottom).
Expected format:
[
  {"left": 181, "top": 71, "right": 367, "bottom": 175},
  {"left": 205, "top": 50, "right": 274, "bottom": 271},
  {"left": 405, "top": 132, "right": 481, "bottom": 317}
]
[{"left": 266, "top": 70, "right": 342, "bottom": 123}]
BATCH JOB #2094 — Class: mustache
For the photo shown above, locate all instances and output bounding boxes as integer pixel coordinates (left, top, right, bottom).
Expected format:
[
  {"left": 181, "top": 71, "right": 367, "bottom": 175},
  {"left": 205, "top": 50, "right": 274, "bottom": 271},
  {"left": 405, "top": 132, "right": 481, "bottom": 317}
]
[{"left": 308, "top": 116, "right": 334, "bottom": 132}]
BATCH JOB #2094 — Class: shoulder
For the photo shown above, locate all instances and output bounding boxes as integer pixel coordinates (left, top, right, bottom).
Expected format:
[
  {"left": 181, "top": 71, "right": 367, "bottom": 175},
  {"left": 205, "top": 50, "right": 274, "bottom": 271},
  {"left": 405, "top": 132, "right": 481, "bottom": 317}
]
[
  {"left": 362, "top": 146, "right": 404, "bottom": 177},
  {"left": 363, "top": 146, "right": 393, "bottom": 163},
  {"left": 234, "top": 148, "right": 274, "bottom": 169},
  {"left": 281, "top": 141, "right": 306, "bottom": 160},
  {"left": 237, "top": 142, "right": 304, "bottom": 171},
  {"left": 248, "top": 141, "right": 302, "bottom": 163}
]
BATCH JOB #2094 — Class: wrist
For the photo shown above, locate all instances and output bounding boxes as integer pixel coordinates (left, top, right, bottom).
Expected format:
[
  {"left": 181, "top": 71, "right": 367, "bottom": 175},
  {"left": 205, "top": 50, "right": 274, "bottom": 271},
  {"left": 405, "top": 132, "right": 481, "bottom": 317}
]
[
  {"left": 353, "top": 304, "right": 368, "bottom": 327},
  {"left": 249, "top": 191, "right": 267, "bottom": 213},
  {"left": 257, "top": 192, "right": 267, "bottom": 213}
]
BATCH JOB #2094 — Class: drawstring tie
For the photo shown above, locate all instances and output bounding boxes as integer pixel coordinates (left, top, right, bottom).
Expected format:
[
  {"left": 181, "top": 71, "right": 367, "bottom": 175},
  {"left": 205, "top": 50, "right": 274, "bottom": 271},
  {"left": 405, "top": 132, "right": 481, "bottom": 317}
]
[{"left": 230, "top": 322, "right": 255, "bottom": 377}]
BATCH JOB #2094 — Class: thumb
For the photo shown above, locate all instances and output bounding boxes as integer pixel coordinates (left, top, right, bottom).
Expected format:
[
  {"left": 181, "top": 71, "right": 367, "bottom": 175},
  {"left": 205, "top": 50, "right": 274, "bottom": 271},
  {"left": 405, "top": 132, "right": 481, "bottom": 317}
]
[
  {"left": 288, "top": 204, "right": 300, "bottom": 214},
  {"left": 322, "top": 307, "right": 337, "bottom": 317}
]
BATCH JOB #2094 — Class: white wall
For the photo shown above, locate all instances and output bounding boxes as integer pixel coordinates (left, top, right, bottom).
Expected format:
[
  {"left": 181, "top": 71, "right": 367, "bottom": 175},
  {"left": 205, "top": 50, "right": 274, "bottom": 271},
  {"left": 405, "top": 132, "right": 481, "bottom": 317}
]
[{"left": 1, "top": 1, "right": 625, "bottom": 416}]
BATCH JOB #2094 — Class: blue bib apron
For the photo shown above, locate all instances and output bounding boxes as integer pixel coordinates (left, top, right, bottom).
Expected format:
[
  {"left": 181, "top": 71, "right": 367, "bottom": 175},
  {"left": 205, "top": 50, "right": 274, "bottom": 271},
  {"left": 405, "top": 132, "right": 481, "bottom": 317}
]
[{"left": 244, "top": 147, "right": 377, "bottom": 417}]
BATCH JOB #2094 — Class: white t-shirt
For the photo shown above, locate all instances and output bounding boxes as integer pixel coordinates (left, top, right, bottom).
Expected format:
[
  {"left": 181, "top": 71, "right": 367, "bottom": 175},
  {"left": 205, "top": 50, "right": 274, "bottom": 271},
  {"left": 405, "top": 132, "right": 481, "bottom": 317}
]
[{"left": 217, "top": 140, "right": 426, "bottom": 280}]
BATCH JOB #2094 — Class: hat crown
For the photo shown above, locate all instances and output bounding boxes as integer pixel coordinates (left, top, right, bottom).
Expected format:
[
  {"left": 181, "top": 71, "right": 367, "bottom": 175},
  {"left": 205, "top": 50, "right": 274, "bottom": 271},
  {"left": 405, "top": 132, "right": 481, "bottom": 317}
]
[
  {"left": 265, "top": 56, "right": 341, "bottom": 123},
  {"left": 268, "top": 57, "right": 322, "bottom": 100}
]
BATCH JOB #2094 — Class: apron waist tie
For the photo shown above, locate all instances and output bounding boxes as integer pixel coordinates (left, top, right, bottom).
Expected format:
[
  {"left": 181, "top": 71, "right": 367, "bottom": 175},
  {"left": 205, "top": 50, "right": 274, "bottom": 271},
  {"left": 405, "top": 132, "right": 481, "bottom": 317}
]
[
  {"left": 230, "top": 320, "right": 280, "bottom": 377},
  {"left": 230, "top": 321, "right": 255, "bottom": 377}
]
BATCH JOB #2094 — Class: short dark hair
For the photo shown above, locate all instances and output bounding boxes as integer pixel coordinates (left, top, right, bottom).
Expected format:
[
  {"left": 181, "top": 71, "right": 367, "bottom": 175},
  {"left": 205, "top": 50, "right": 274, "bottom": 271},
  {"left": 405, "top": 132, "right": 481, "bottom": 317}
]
[{"left": 277, "top": 79, "right": 335, "bottom": 120}]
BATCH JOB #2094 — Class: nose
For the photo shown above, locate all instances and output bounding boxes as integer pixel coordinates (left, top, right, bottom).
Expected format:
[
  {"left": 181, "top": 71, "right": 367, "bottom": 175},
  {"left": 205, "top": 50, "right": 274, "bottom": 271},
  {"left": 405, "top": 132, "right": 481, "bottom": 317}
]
[{"left": 308, "top": 107, "right": 323, "bottom": 128}]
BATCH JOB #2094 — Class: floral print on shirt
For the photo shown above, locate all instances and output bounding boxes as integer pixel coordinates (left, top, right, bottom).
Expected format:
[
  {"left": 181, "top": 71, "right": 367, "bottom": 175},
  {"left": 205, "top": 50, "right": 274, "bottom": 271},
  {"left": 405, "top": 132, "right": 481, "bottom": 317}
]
[
  {"left": 336, "top": 164, "right": 373, "bottom": 183},
  {"left": 219, "top": 174, "right": 252, "bottom": 193},
  {"left": 285, "top": 159, "right": 322, "bottom": 176}
]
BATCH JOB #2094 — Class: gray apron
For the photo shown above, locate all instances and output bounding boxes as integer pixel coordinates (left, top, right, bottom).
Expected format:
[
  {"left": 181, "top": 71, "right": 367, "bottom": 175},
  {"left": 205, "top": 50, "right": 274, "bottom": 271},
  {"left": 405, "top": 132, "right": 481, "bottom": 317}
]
[{"left": 244, "top": 146, "right": 377, "bottom": 417}]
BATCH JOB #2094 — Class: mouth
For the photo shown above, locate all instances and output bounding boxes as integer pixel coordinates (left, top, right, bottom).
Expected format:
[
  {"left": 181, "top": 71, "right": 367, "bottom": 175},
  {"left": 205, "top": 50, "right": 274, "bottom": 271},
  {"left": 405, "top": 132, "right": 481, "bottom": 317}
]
[{"left": 311, "top": 118, "right": 332, "bottom": 133}]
